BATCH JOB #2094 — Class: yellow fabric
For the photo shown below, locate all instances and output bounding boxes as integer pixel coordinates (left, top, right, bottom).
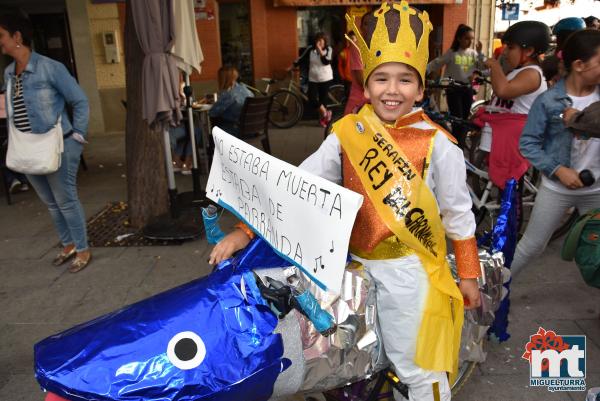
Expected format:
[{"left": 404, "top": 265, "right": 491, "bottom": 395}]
[
  {"left": 350, "top": 235, "right": 415, "bottom": 260},
  {"left": 333, "top": 105, "right": 464, "bottom": 375}
]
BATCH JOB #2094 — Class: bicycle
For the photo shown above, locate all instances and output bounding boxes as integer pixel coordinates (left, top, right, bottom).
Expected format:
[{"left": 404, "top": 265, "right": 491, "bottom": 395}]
[
  {"left": 244, "top": 70, "right": 346, "bottom": 129},
  {"left": 439, "top": 111, "right": 579, "bottom": 240},
  {"left": 421, "top": 78, "right": 486, "bottom": 157}
]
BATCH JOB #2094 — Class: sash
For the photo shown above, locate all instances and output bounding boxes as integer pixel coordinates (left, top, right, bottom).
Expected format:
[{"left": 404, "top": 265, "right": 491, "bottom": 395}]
[{"left": 334, "top": 105, "right": 464, "bottom": 375}]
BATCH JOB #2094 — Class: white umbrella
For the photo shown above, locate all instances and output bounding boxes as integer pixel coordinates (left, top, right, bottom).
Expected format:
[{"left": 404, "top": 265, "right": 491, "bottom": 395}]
[
  {"left": 131, "top": 0, "right": 200, "bottom": 240},
  {"left": 171, "top": 0, "right": 204, "bottom": 76},
  {"left": 170, "top": 0, "right": 205, "bottom": 205}
]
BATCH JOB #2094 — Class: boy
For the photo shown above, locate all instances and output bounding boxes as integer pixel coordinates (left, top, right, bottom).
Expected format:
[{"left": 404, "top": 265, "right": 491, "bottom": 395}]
[{"left": 210, "top": 2, "right": 481, "bottom": 400}]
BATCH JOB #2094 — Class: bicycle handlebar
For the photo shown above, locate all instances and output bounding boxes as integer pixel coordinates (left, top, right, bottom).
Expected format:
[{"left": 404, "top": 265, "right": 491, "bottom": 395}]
[
  {"left": 426, "top": 78, "right": 471, "bottom": 90},
  {"left": 425, "top": 110, "right": 480, "bottom": 132}
]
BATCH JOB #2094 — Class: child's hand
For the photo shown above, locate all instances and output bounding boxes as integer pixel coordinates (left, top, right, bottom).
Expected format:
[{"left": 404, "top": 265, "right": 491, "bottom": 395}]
[
  {"left": 562, "top": 107, "right": 579, "bottom": 125},
  {"left": 484, "top": 58, "right": 499, "bottom": 70},
  {"left": 458, "top": 279, "right": 481, "bottom": 310},
  {"left": 208, "top": 229, "right": 251, "bottom": 265},
  {"left": 555, "top": 166, "right": 584, "bottom": 189},
  {"left": 476, "top": 40, "right": 483, "bottom": 53}
]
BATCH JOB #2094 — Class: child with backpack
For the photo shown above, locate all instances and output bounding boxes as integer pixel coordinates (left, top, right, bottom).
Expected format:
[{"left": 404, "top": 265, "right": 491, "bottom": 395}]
[{"left": 512, "top": 29, "right": 600, "bottom": 277}]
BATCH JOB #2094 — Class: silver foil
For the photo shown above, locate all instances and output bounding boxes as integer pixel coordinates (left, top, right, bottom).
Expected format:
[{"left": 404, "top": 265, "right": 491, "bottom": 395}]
[
  {"left": 448, "top": 250, "right": 507, "bottom": 364},
  {"left": 285, "top": 263, "right": 387, "bottom": 392},
  {"left": 265, "top": 248, "right": 507, "bottom": 398}
]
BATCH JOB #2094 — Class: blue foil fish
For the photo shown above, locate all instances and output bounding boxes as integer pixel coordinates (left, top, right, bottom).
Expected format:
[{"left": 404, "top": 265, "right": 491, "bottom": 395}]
[{"left": 35, "top": 239, "right": 291, "bottom": 401}]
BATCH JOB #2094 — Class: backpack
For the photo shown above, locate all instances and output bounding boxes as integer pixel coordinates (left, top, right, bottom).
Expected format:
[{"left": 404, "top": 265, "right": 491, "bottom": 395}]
[{"left": 561, "top": 208, "right": 600, "bottom": 288}]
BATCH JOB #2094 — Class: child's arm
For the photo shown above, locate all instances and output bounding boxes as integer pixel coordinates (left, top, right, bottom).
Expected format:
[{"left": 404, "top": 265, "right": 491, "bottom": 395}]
[
  {"left": 208, "top": 224, "right": 253, "bottom": 265},
  {"left": 430, "top": 135, "right": 481, "bottom": 309},
  {"left": 564, "top": 100, "right": 600, "bottom": 138},
  {"left": 519, "top": 96, "right": 582, "bottom": 189},
  {"left": 208, "top": 135, "right": 343, "bottom": 264},
  {"left": 426, "top": 49, "right": 452, "bottom": 77},
  {"left": 485, "top": 58, "right": 541, "bottom": 100}
]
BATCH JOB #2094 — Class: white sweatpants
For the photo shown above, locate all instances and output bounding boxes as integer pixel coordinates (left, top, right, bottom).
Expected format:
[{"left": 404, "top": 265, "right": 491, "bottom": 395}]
[
  {"left": 511, "top": 185, "right": 600, "bottom": 277},
  {"left": 353, "top": 254, "right": 452, "bottom": 401}
]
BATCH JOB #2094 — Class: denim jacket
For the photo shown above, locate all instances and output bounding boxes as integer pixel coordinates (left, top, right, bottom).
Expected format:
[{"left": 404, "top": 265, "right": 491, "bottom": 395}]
[
  {"left": 209, "top": 82, "right": 253, "bottom": 136},
  {"left": 3, "top": 51, "right": 89, "bottom": 136},
  {"left": 519, "top": 79, "right": 576, "bottom": 179}
]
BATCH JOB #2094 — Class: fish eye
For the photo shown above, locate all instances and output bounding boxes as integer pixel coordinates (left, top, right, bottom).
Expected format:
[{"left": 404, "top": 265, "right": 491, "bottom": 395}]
[{"left": 167, "top": 331, "right": 206, "bottom": 370}]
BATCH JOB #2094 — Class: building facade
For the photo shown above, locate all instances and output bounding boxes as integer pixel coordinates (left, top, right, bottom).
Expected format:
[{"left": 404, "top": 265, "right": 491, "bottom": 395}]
[{"left": 1, "top": 0, "right": 482, "bottom": 135}]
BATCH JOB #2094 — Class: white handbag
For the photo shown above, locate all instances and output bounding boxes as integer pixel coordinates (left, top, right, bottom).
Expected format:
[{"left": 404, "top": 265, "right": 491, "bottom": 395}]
[{"left": 5, "top": 77, "right": 64, "bottom": 175}]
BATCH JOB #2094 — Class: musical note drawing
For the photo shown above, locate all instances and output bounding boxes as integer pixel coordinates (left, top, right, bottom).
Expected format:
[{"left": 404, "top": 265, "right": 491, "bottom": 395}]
[
  {"left": 314, "top": 256, "right": 325, "bottom": 273},
  {"left": 210, "top": 185, "right": 214, "bottom": 193},
  {"left": 329, "top": 240, "right": 334, "bottom": 253}
]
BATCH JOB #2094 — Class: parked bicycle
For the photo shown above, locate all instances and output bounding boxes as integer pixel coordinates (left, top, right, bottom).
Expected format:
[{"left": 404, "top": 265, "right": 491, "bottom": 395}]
[{"left": 244, "top": 70, "right": 346, "bottom": 129}]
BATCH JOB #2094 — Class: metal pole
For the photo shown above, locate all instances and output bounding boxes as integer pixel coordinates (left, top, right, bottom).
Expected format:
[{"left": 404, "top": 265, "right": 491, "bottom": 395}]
[
  {"left": 163, "top": 128, "right": 179, "bottom": 217},
  {"left": 184, "top": 73, "right": 202, "bottom": 198}
]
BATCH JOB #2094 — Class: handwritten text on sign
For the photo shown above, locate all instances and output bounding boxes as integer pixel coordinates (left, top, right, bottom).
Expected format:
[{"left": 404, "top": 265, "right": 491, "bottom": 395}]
[{"left": 206, "top": 127, "right": 363, "bottom": 293}]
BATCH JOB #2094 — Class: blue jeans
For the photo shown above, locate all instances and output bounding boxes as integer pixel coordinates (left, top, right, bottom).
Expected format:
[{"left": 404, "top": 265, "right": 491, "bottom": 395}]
[
  {"left": 26, "top": 137, "right": 88, "bottom": 251},
  {"left": 169, "top": 124, "right": 201, "bottom": 158}
]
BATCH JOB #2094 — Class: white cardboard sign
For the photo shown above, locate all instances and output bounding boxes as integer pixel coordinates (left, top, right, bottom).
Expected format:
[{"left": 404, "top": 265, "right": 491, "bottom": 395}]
[{"left": 206, "top": 127, "right": 363, "bottom": 293}]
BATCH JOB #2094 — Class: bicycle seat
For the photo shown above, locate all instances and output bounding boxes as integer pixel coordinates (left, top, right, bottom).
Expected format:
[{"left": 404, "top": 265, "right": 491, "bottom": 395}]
[{"left": 261, "top": 78, "right": 277, "bottom": 85}]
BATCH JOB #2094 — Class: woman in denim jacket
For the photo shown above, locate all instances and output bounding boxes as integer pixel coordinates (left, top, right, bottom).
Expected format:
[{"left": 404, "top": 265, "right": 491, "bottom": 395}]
[
  {"left": 1, "top": 13, "right": 91, "bottom": 272},
  {"left": 512, "top": 29, "right": 600, "bottom": 276},
  {"left": 209, "top": 66, "right": 253, "bottom": 137}
]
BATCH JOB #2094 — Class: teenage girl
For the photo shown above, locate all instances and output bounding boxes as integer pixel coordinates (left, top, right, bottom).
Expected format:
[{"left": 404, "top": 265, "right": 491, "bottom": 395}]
[
  {"left": 512, "top": 29, "right": 600, "bottom": 276},
  {"left": 427, "top": 24, "right": 486, "bottom": 147}
]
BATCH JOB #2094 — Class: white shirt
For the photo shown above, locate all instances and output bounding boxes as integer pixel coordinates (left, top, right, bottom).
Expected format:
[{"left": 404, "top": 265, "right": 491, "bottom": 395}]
[
  {"left": 542, "top": 88, "right": 600, "bottom": 194},
  {"left": 308, "top": 47, "right": 333, "bottom": 83},
  {"left": 487, "top": 65, "right": 547, "bottom": 114},
  {"left": 299, "top": 113, "right": 476, "bottom": 240}
]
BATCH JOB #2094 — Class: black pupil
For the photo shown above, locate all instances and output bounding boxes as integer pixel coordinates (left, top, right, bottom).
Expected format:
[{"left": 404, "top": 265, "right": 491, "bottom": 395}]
[{"left": 174, "top": 338, "right": 198, "bottom": 361}]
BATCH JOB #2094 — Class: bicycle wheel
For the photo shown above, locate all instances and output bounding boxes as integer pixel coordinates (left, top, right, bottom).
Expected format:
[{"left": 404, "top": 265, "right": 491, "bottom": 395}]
[
  {"left": 269, "top": 89, "right": 304, "bottom": 129},
  {"left": 322, "top": 372, "right": 388, "bottom": 401},
  {"left": 327, "top": 84, "right": 347, "bottom": 107},
  {"left": 451, "top": 360, "right": 479, "bottom": 396},
  {"left": 467, "top": 149, "right": 489, "bottom": 198}
]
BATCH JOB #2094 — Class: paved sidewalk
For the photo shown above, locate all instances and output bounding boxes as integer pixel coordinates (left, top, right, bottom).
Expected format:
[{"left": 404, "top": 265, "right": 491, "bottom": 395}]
[{"left": 0, "top": 122, "right": 598, "bottom": 401}]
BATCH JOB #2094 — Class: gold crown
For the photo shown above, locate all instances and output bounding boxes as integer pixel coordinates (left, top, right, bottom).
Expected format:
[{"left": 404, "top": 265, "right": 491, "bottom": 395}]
[{"left": 346, "top": 1, "right": 433, "bottom": 84}]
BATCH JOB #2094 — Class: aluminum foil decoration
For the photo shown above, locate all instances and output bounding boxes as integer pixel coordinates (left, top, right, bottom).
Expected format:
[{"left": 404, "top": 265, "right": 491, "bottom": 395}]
[{"left": 35, "top": 241, "right": 508, "bottom": 401}]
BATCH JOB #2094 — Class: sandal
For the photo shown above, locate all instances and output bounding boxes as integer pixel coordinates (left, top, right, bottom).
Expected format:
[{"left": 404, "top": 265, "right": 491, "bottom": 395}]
[
  {"left": 52, "top": 246, "right": 76, "bottom": 266},
  {"left": 69, "top": 253, "right": 92, "bottom": 273}
]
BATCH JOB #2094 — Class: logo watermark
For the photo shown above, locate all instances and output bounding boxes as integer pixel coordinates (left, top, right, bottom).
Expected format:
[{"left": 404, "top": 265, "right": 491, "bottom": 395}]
[{"left": 522, "top": 327, "right": 586, "bottom": 392}]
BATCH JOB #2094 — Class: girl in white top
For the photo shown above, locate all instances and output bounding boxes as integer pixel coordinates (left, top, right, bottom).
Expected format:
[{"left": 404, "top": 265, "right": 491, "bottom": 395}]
[
  {"left": 484, "top": 21, "right": 549, "bottom": 114},
  {"left": 480, "top": 21, "right": 550, "bottom": 153}
]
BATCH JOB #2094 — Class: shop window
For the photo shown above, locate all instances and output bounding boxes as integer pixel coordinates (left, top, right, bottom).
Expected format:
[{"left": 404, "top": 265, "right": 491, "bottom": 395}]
[{"left": 219, "top": 1, "right": 253, "bottom": 83}]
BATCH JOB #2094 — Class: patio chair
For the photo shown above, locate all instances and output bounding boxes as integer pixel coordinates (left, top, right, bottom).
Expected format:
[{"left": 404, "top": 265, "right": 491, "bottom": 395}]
[
  {"left": 237, "top": 95, "right": 273, "bottom": 154},
  {"left": 203, "top": 95, "right": 273, "bottom": 168}
]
